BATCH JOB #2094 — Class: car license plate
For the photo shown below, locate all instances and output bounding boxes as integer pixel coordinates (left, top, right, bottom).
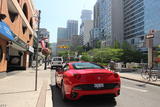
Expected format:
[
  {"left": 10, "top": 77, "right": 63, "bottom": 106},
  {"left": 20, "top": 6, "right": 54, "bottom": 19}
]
[{"left": 94, "top": 84, "right": 104, "bottom": 88}]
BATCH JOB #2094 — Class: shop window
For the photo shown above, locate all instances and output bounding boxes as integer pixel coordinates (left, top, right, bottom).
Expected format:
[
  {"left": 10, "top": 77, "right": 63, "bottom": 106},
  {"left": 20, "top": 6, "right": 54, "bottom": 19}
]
[
  {"left": 22, "top": 3, "right": 28, "bottom": 19},
  {"left": 0, "top": 46, "right": 3, "bottom": 63}
]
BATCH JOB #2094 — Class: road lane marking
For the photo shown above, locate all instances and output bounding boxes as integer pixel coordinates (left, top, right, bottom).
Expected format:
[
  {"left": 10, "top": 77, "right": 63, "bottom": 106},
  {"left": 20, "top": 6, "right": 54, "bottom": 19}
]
[{"left": 122, "top": 86, "right": 148, "bottom": 92}]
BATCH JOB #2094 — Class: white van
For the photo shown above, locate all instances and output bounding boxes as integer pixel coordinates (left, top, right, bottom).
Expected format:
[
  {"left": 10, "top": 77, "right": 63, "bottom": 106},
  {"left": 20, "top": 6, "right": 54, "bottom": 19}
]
[{"left": 51, "top": 57, "right": 63, "bottom": 69}]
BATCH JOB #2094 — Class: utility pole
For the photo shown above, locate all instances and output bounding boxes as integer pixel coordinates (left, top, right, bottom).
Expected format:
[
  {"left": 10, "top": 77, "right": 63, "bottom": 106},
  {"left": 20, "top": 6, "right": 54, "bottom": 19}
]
[{"left": 35, "top": 10, "right": 41, "bottom": 91}]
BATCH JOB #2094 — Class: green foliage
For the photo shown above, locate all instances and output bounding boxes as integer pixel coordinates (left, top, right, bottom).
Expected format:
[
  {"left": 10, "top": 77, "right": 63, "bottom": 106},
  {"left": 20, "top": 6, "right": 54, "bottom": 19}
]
[
  {"left": 84, "top": 46, "right": 147, "bottom": 64},
  {"left": 95, "top": 40, "right": 101, "bottom": 48},
  {"left": 121, "top": 47, "right": 147, "bottom": 63},
  {"left": 121, "top": 41, "right": 131, "bottom": 50},
  {"left": 97, "top": 62, "right": 108, "bottom": 66},
  {"left": 75, "top": 46, "right": 84, "bottom": 54},
  {"left": 57, "top": 50, "right": 68, "bottom": 58},
  {"left": 90, "top": 48, "right": 123, "bottom": 63},
  {"left": 113, "top": 40, "right": 120, "bottom": 49},
  {"left": 81, "top": 53, "right": 93, "bottom": 62},
  {"left": 58, "top": 41, "right": 147, "bottom": 64}
]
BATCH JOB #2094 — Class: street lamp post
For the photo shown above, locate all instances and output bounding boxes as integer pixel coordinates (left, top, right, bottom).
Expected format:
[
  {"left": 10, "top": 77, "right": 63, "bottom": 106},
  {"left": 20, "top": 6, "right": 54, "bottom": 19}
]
[{"left": 35, "top": 10, "right": 41, "bottom": 91}]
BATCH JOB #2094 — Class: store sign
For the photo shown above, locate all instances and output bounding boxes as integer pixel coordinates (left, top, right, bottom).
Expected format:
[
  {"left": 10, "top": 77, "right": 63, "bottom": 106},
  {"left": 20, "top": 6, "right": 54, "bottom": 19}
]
[
  {"left": 29, "top": 46, "right": 34, "bottom": 53},
  {"left": 13, "top": 36, "right": 28, "bottom": 49},
  {"left": 0, "top": 21, "right": 14, "bottom": 40}
]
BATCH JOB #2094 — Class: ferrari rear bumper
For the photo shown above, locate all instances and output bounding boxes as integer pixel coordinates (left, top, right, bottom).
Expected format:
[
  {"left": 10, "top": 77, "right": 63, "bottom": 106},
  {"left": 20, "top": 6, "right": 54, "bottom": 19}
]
[{"left": 65, "top": 87, "right": 120, "bottom": 100}]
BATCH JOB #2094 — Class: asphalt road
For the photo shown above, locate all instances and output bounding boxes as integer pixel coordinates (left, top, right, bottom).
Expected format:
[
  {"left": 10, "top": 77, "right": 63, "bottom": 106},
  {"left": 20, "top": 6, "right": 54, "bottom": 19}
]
[{"left": 50, "top": 70, "right": 160, "bottom": 107}]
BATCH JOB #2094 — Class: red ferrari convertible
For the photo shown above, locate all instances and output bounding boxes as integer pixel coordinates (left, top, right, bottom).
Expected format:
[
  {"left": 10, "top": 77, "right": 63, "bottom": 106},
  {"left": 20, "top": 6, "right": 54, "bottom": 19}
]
[{"left": 55, "top": 62, "right": 120, "bottom": 100}]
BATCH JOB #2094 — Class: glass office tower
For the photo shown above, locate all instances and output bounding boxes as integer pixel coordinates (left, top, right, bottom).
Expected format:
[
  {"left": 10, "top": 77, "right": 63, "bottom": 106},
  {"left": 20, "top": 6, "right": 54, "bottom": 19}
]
[{"left": 124, "top": 0, "right": 160, "bottom": 48}]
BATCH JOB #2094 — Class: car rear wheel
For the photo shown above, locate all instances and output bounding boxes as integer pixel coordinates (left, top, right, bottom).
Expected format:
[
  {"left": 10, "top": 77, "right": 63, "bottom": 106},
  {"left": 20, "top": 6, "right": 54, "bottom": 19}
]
[
  {"left": 61, "top": 82, "right": 67, "bottom": 101},
  {"left": 51, "top": 66, "right": 54, "bottom": 70}
]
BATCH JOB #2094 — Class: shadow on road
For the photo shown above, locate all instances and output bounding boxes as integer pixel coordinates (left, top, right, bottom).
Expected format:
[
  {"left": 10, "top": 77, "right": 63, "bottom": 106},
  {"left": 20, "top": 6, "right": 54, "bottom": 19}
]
[{"left": 51, "top": 85, "right": 117, "bottom": 107}]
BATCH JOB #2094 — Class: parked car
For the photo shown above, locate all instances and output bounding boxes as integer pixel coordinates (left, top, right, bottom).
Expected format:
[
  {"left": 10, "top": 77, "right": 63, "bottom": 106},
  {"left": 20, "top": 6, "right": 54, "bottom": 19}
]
[
  {"left": 51, "top": 57, "right": 63, "bottom": 69},
  {"left": 55, "top": 62, "right": 121, "bottom": 101}
]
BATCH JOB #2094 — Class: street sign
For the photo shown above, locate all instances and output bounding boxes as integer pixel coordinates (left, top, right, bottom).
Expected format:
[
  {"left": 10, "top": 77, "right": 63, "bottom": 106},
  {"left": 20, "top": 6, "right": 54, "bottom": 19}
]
[
  {"left": 146, "top": 34, "right": 154, "bottom": 39},
  {"left": 146, "top": 38, "right": 153, "bottom": 48}
]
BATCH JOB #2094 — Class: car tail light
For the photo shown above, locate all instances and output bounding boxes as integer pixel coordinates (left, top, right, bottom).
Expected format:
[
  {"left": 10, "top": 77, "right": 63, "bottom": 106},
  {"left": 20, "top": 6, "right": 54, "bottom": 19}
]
[
  {"left": 114, "top": 73, "right": 119, "bottom": 78},
  {"left": 73, "top": 74, "right": 81, "bottom": 80}
]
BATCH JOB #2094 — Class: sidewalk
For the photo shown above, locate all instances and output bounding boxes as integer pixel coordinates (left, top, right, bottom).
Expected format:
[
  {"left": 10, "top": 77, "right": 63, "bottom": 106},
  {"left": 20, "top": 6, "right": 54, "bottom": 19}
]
[
  {"left": 0, "top": 65, "right": 52, "bottom": 107},
  {"left": 119, "top": 71, "right": 160, "bottom": 87}
]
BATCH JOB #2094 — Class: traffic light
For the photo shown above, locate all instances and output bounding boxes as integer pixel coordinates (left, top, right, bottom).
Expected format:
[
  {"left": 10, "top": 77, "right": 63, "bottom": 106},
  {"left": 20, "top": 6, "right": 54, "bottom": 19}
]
[{"left": 57, "top": 45, "right": 69, "bottom": 49}]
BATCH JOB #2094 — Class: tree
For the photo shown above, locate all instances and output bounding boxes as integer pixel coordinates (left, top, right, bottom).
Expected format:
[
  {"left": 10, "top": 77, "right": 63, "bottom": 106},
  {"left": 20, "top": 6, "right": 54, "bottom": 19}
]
[
  {"left": 81, "top": 52, "right": 92, "bottom": 62},
  {"left": 90, "top": 48, "right": 123, "bottom": 63},
  {"left": 121, "top": 41, "right": 131, "bottom": 50},
  {"left": 95, "top": 40, "right": 101, "bottom": 48},
  {"left": 75, "top": 46, "right": 84, "bottom": 55},
  {"left": 113, "top": 40, "right": 120, "bottom": 49},
  {"left": 121, "top": 47, "right": 147, "bottom": 63},
  {"left": 57, "top": 50, "right": 68, "bottom": 60}
]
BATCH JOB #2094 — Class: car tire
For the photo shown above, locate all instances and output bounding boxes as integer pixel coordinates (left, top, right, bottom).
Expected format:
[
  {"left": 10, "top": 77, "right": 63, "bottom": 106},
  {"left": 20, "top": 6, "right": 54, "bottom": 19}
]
[
  {"left": 61, "top": 82, "right": 67, "bottom": 101},
  {"left": 51, "top": 66, "right": 54, "bottom": 70}
]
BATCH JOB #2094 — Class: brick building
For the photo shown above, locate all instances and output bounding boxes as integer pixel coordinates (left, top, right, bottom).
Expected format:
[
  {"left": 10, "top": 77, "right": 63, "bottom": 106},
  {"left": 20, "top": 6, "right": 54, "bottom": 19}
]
[{"left": 0, "top": 0, "right": 37, "bottom": 77}]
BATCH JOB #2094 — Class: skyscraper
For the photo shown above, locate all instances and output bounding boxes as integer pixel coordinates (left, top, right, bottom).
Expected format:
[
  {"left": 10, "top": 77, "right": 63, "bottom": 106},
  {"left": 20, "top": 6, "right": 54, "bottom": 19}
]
[
  {"left": 50, "top": 43, "right": 57, "bottom": 57},
  {"left": 81, "top": 10, "right": 92, "bottom": 21},
  {"left": 57, "top": 27, "right": 69, "bottom": 52},
  {"left": 123, "top": 0, "right": 160, "bottom": 50},
  {"left": 80, "top": 20, "right": 93, "bottom": 46},
  {"left": 93, "top": 0, "right": 124, "bottom": 47},
  {"left": 57, "top": 27, "right": 68, "bottom": 42},
  {"left": 80, "top": 10, "right": 93, "bottom": 46},
  {"left": 67, "top": 20, "right": 78, "bottom": 41}
]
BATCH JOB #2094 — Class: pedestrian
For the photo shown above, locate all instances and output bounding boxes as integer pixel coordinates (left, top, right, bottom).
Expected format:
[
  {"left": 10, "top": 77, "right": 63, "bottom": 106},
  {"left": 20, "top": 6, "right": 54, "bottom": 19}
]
[{"left": 109, "top": 60, "right": 115, "bottom": 71}]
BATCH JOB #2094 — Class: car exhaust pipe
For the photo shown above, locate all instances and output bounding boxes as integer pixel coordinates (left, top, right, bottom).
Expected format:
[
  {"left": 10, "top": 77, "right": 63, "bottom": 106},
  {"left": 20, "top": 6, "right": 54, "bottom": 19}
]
[{"left": 71, "top": 92, "right": 78, "bottom": 98}]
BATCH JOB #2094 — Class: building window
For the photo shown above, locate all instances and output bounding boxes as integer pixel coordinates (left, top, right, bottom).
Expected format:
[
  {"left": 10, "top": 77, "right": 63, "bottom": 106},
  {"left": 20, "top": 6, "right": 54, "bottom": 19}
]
[
  {"left": 29, "top": 34, "right": 32, "bottom": 40},
  {"left": 0, "top": 46, "right": 3, "bottom": 63},
  {"left": 22, "top": 3, "right": 28, "bottom": 19},
  {"left": 7, "top": 0, "right": 18, "bottom": 22},
  {"left": 131, "top": 39, "right": 135, "bottom": 44},
  {"left": 30, "top": 18, "right": 33, "bottom": 28},
  {"left": 140, "top": 36, "right": 144, "bottom": 40},
  {"left": 22, "top": 26, "right": 27, "bottom": 34}
]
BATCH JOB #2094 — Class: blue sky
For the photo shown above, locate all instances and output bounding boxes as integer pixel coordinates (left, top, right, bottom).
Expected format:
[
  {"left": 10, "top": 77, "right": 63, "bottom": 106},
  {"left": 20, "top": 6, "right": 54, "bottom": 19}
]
[{"left": 34, "top": 0, "right": 97, "bottom": 43}]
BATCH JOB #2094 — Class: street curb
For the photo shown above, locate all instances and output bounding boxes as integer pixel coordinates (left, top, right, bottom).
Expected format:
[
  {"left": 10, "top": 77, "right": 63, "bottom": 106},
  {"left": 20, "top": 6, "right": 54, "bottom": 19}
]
[
  {"left": 120, "top": 76, "right": 160, "bottom": 87},
  {"left": 36, "top": 81, "right": 48, "bottom": 107}
]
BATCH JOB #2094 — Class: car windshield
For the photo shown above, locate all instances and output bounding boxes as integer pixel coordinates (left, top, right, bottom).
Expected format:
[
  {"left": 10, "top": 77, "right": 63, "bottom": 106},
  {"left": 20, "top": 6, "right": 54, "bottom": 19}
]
[
  {"left": 52, "top": 58, "right": 62, "bottom": 61},
  {"left": 72, "top": 63, "right": 104, "bottom": 69}
]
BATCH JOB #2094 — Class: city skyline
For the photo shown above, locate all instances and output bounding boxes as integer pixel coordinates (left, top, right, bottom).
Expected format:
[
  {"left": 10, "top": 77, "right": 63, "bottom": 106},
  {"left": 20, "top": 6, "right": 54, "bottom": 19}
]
[{"left": 34, "top": 0, "right": 97, "bottom": 43}]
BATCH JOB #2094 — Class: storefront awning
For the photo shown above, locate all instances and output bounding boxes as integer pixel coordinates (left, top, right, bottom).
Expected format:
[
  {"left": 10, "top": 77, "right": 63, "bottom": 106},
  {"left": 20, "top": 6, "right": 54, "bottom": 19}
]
[
  {"left": 11, "top": 42, "right": 26, "bottom": 51},
  {"left": 0, "top": 21, "right": 14, "bottom": 40}
]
